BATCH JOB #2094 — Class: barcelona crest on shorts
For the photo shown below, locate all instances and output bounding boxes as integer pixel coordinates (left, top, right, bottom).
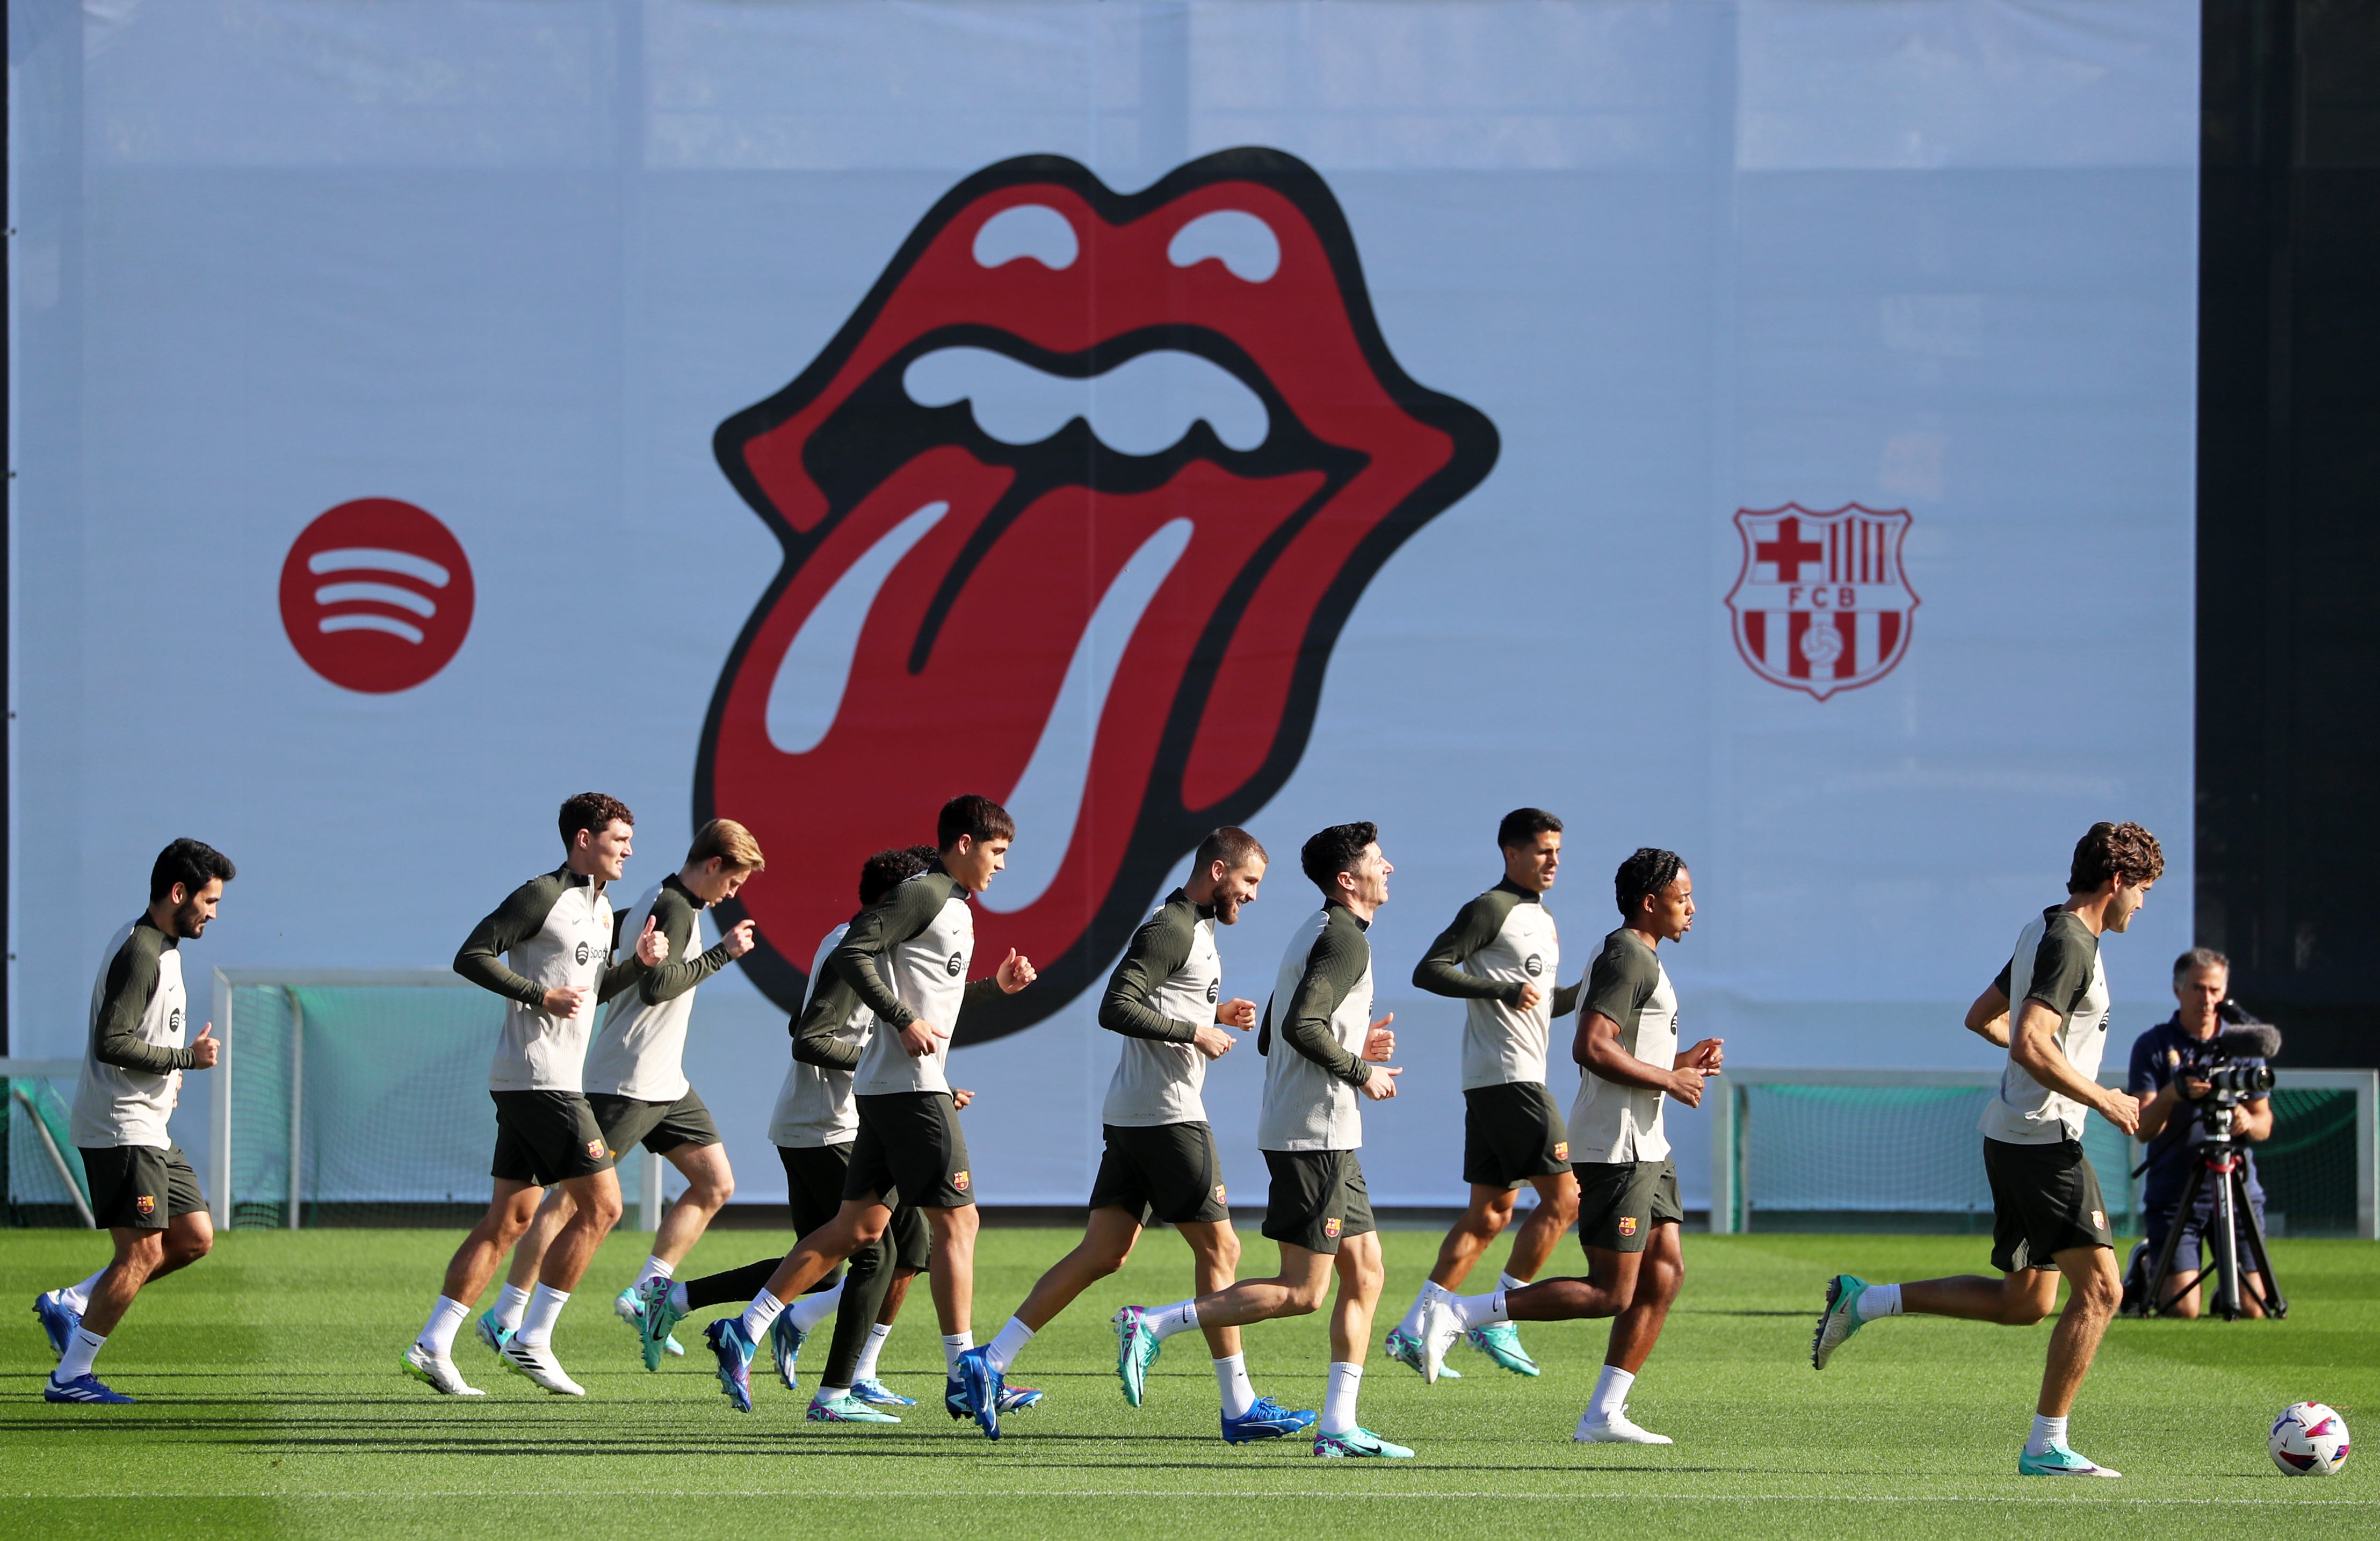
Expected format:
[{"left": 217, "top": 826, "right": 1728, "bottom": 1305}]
[
  {"left": 587, "top": 1139, "right": 607, "bottom": 1160},
  {"left": 1618, "top": 1214, "right": 1639, "bottom": 1236},
  {"left": 1322, "top": 1217, "right": 1342, "bottom": 1239},
  {"left": 953, "top": 1170, "right": 971, "bottom": 1192},
  {"left": 1553, "top": 1141, "right": 1568, "bottom": 1162},
  {"left": 135, "top": 1193, "right": 155, "bottom": 1217}
]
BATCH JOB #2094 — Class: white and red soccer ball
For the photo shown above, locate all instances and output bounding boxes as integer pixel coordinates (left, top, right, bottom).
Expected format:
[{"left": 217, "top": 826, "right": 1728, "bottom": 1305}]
[{"left": 2269, "top": 1402, "right": 2350, "bottom": 1475}]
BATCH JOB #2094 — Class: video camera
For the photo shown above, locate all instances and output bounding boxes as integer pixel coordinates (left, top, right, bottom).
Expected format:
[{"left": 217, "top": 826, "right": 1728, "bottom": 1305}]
[{"left": 2181, "top": 1005, "right": 2281, "bottom": 1114}]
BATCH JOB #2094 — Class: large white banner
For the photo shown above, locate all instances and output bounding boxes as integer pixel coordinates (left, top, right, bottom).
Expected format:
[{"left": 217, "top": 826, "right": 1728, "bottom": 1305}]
[{"left": 9, "top": 0, "right": 2198, "bottom": 1207}]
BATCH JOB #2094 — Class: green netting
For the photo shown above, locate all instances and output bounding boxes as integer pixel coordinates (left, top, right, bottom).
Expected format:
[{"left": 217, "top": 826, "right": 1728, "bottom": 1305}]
[
  {"left": 6, "top": 1074, "right": 91, "bottom": 1217},
  {"left": 2258, "top": 1088, "right": 2360, "bottom": 1236},
  {"left": 1740, "top": 1082, "right": 2138, "bottom": 1223},
  {"left": 224, "top": 979, "right": 650, "bottom": 1228}
]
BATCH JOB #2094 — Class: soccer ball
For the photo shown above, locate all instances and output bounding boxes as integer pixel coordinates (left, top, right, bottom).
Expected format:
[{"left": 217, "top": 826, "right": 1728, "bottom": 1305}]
[{"left": 2269, "top": 1402, "right": 2350, "bottom": 1475}]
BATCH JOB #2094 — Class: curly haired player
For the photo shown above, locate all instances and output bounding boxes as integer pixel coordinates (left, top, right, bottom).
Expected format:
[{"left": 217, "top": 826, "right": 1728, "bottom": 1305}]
[{"left": 1812, "top": 821, "right": 2163, "bottom": 1479}]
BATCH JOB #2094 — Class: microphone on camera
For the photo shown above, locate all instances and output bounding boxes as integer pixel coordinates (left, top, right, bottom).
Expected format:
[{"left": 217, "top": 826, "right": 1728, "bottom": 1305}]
[{"left": 2212, "top": 1002, "right": 2282, "bottom": 1060}]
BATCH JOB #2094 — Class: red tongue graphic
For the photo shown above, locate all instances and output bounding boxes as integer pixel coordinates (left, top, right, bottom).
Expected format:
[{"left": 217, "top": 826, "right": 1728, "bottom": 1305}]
[{"left": 700, "top": 149, "right": 1496, "bottom": 1040}]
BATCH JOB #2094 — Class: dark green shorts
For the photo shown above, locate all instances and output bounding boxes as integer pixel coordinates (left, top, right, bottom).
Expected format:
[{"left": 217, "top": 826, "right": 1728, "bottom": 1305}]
[
  {"left": 1984, "top": 1137, "right": 2115, "bottom": 1272},
  {"left": 1463, "top": 1081, "right": 1572, "bottom": 1189},
  {"left": 588, "top": 1087, "right": 721, "bottom": 1157},
  {"left": 1090, "top": 1122, "right": 1229, "bottom": 1227},
  {"left": 1260, "top": 1149, "right": 1373, "bottom": 1254},
  {"left": 1572, "top": 1158, "right": 1681, "bottom": 1253},
  {"left": 490, "top": 1090, "right": 613, "bottom": 1186},
  {"left": 79, "top": 1143, "right": 206, "bottom": 1231},
  {"left": 778, "top": 1142, "right": 932, "bottom": 1272},
  {"left": 847, "top": 1091, "right": 973, "bottom": 1210}
]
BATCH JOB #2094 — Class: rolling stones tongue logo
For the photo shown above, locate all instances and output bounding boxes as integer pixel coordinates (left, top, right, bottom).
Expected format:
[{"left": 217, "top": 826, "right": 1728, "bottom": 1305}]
[{"left": 698, "top": 148, "right": 1496, "bottom": 1041}]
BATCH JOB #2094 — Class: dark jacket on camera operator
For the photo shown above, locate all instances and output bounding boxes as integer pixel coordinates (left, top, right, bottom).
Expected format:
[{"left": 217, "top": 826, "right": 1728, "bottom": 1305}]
[{"left": 2126, "top": 1008, "right": 2273, "bottom": 1215}]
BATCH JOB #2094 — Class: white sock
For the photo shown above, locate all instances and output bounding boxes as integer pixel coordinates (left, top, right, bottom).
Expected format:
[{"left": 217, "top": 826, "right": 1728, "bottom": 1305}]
[
  {"left": 1148, "top": 1298, "right": 1202, "bottom": 1341},
  {"left": 2026, "top": 1413, "right": 2068, "bottom": 1457},
  {"left": 942, "top": 1332, "right": 973, "bottom": 1373},
  {"left": 1857, "top": 1283, "right": 1904, "bottom": 1321},
  {"left": 636, "top": 1254, "right": 674, "bottom": 1289},
  {"left": 1456, "top": 1286, "right": 1509, "bottom": 1329},
  {"left": 1395, "top": 1280, "right": 1445, "bottom": 1338},
  {"left": 1214, "top": 1352, "right": 1256, "bottom": 1420},
  {"left": 1499, "top": 1270, "right": 1530, "bottom": 1291},
  {"left": 1322, "top": 1361, "right": 1363, "bottom": 1434},
  {"left": 985, "top": 1315, "right": 1035, "bottom": 1374},
  {"left": 740, "top": 1289, "right": 786, "bottom": 1341},
  {"left": 1589, "top": 1363, "right": 1634, "bottom": 1421},
  {"left": 55, "top": 1326, "right": 105, "bottom": 1381},
  {"left": 667, "top": 1280, "right": 691, "bottom": 1313},
  {"left": 60, "top": 1268, "right": 110, "bottom": 1314},
  {"left": 493, "top": 1283, "right": 531, "bottom": 1332},
  {"left": 814, "top": 1384, "right": 849, "bottom": 1402},
  {"left": 514, "top": 1284, "right": 569, "bottom": 1349},
  {"left": 852, "top": 1321, "right": 893, "bottom": 1380},
  {"left": 790, "top": 1280, "right": 845, "bottom": 1333},
  {"left": 416, "top": 1295, "right": 471, "bottom": 1357}
]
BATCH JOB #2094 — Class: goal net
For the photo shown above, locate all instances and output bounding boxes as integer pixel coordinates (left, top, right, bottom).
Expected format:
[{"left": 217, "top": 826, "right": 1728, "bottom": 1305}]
[
  {"left": 205, "top": 970, "right": 660, "bottom": 1229},
  {"left": 4, "top": 1059, "right": 92, "bottom": 1226},
  {"left": 1710, "top": 1068, "right": 2375, "bottom": 1238}
]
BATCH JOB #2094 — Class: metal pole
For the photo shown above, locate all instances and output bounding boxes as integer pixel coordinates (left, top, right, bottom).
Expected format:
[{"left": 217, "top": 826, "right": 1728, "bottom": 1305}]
[
  {"left": 2358, "top": 1071, "right": 2378, "bottom": 1241},
  {"left": 641, "top": 1149, "right": 663, "bottom": 1233},
  {"left": 285, "top": 988, "right": 303, "bottom": 1229},
  {"left": 210, "top": 972, "right": 233, "bottom": 1230},
  {"left": 1708, "top": 1079, "right": 1738, "bottom": 1234}
]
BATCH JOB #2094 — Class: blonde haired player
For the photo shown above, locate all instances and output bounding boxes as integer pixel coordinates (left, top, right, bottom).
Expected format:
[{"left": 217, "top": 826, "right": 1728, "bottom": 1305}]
[{"left": 475, "top": 818, "right": 766, "bottom": 1368}]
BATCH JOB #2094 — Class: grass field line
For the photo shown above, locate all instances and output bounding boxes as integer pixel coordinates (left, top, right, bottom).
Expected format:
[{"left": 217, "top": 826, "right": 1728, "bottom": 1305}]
[{"left": 14, "top": 1490, "right": 2359, "bottom": 1507}]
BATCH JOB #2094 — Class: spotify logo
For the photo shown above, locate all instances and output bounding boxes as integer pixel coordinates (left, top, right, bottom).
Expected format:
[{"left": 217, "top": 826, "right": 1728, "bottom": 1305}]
[{"left": 280, "top": 499, "right": 475, "bottom": 693}]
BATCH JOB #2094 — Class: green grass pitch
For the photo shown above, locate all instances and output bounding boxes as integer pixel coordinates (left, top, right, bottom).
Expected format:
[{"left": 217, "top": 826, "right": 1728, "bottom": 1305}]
[{"left": 3, "top": 1227, "right": 2372, "bottom": 1539}]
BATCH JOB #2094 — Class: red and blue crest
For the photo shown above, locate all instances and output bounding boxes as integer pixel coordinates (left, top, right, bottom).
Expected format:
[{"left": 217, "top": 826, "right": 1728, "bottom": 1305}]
[{"left": 1725, "top": 504, "right": 1919, "bottom": 701}]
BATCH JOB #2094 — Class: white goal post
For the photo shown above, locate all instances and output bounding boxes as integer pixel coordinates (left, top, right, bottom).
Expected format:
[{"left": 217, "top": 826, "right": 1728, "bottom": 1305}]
[
  {"left": 207, "top": 969, "right": 667, "bottom": 1230},
  {"left": 1709, "top": 1066, "right": 2377, "bottom": 1239}
]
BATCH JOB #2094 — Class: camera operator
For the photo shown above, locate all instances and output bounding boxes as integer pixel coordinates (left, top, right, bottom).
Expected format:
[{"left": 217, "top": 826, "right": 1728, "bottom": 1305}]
[{"left": 2124, "top": 947, "right": 2274, "bottom": 1317}]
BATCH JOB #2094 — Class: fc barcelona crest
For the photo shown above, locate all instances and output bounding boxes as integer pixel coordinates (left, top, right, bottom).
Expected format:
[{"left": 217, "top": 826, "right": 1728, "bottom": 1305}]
[{"left": 1725, "top": 504, "right": 1918, "bottom": 701}]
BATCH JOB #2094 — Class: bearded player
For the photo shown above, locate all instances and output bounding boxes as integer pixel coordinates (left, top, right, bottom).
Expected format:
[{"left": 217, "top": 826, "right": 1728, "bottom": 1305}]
[
  {"left": 958, "top": 828, "right": 1313, "bottom": 1443},
  {"left": 1112, "top": 823, "right": 1412, "bottom": 1459}
]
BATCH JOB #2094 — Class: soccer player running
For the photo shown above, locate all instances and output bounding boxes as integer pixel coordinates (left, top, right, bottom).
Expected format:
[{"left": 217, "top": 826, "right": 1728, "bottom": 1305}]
[
  {"left": 474, "top": 819, "right": 765, "bottom": 1365},
  {"left": 1386, "top": 808, "right": 1581, "bottom": 1381},
  {"left": 1420, "top": 847, "right": 1723, "bottom": 1445},
  {"left": 36, "top": 839, "right": 236, "bottom": 1403},
  {"left": 959, "top": 828, "right": 1313, "bottom": 1443},
  {"left": 1811, "top": 822, "right": 2160, "bottom": 1479},
  {"left": 1113, "top": 822, "right": 1412, "bottom": 1460},
  {"left": 644, "top": 845, "right": 943, "bottom": 1423},
  {"left": 701, "top": 795, "right": 1035, "bottom": 1421},
  {"left": 404, "top": 793, "right": 669, "bottom": 1398}
]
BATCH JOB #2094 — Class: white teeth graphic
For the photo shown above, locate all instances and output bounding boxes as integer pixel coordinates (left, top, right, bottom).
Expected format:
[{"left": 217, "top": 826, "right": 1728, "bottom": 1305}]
[
  {"left": 1168, "top": 210, "right": 1279, "bottom": 282},
  {"left": 973, "top": 204, "right": 1079, "bottom": 270},
  {"left": 903, "top": 347, "right": 1267, "bottom": 457},
  {"left": 982, "top": 517, "right": 1194, "bottom": 915},
  {"left": 766, "top": 501, "right": 950, "bottom": 755}
]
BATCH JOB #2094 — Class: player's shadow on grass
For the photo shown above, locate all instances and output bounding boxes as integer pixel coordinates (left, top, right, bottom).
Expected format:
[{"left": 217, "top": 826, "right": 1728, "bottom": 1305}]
[{"left": 1677, "top": 1309, "right": 1813, "bottom": 1316}]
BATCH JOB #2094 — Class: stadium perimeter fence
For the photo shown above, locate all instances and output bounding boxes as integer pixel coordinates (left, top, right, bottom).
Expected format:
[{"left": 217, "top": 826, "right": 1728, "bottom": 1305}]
[{"left": 5, "top": 968, "right": 2375, "bottom": 1238}]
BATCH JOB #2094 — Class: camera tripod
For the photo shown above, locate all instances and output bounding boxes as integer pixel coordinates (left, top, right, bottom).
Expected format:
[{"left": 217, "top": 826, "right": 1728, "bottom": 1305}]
[{"left": 2132, "top": 1110, "right": 2288, "bottom": 1321}]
